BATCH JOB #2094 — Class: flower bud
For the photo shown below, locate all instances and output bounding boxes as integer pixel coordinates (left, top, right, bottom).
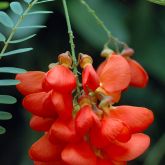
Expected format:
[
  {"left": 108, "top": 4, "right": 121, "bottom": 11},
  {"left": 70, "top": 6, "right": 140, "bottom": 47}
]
[
  {"left": 121, "top": 47, "right": 135, "bottom": 58},
  {"left": 58, "top": 51, "right": 72, "bottom": 67},
  {"left": 79, "top": 53, "right": 93, "bottom": 69},
  {"left": 101, "top": 48, "right": 114, "bottom": 58}
]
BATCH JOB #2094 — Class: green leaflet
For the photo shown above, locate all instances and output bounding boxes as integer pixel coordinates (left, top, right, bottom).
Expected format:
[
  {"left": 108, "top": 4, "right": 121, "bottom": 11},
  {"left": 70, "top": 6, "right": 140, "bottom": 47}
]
[
  {"left": 0, "top": 95, "right": 17, "bottom": 104},
  {"left": 147, "top": 0, "right": 165, "bottom": 5},
  {"left": 27, "top": 11, "right": 53, "bottom": 15},
  {"left": 10, "top": 2, "right": 23, "bottom": 15},
  {"left": 0, "top": 67, "right": 26, "bottom": 74},
  {"left": 9, "top": 34, "right": 36, "bottom": 44},
  {"left": 0, "top": 48, "right": 33, "bottom": 57},
  {"left": 0, "top": 2, "right": 9, "bottom": 9},
  {"left": 0, "top": 33, "right": 6, "bottom": 42},
  {"left": 0, "top": 126, "right": 6, "bottom": 134},
  {"left": 0, "top": 11, "right": 14, "bottom": 28},
  {"left": 0, "top": 111, "right": 12, "bottom": 120},
  {"left": 0, "top": 79, "right": 20, "bottom": 86}
]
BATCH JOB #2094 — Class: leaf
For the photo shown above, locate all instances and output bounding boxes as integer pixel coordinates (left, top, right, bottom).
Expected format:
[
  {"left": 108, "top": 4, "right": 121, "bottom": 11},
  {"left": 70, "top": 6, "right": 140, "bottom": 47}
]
[
  {"left": 0, "top": 2, "right": 9, "bottom": 9},
  {"left": 0, "top": 111, "right": 12, "bottom": 120},
  {"left": 0, "top": 67, "right": 26, "bottom": 74},
  {"left": 0, "top": 48, "right": 33, "bottom": 57},
  {"left": 147, "top": 0, "right": 165, "bottom": 5},
  {"left": 0, "top": 126, "right": 6, "bottom": 134},
  {"left": 36, "top": 0, "right": 55, "bottom": 4},
  {"left": 9, "top": 34, "right": 36, "bottom": 43},
  {"left": 27, "top": 11, "right": 53, "bottom": 15},
  {"left": 0, "top": 11, "right": 14, "bottom": 28},
  {"left": 0, "top": 79, "right": 20, "bottom": 86},
  {"left": 17, "top": 25, "right": 47, "bottom": 29},
  {"left": 0, "top": 33, "right": 6, "bottom": 42},
  {"left": 0, "top": 95, "right": 17, "bottom": 104},
  {"left": 10, "top": 2, "right": 23, "bottom": 15},
  {"left": 24, "top": 0, "right": 32, "bottom": 4}
]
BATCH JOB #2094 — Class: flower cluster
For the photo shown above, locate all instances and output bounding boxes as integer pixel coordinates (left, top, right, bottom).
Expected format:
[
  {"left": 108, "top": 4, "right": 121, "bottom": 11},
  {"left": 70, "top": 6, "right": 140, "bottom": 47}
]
[{"left": 16, "top": 49, "right": 154, "bottom": 165}]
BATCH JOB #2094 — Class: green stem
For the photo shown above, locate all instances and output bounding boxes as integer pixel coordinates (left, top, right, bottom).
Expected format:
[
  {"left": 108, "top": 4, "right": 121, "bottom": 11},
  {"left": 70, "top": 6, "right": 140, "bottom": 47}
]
[
  {"left": 62, "top": 0, "right": 81, "bottom": 94},
  {"left": 79, "top": 0, "right": 128, "bottom": 51},
  {"left": 0, "top": 0, "right": 38, "bottom": 59}
]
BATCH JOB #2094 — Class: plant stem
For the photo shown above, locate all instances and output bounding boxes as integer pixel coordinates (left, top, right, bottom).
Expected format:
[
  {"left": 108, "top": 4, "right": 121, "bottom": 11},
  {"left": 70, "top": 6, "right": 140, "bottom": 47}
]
[
  {"left": 0, "top": 0, "right": 38, "bottom": 59},
  {"left": 79, "top": 0, "right": 128, "bottom": 51},
  {"left": 62, "top": 0, "right": 81, "bottom": 94}
]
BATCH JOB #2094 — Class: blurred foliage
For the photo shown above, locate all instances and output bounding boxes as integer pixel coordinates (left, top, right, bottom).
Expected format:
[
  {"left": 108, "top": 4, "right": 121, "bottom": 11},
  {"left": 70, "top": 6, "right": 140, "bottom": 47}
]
[{"left": 0, "top": 0, "right": 165, "bottom": 165}]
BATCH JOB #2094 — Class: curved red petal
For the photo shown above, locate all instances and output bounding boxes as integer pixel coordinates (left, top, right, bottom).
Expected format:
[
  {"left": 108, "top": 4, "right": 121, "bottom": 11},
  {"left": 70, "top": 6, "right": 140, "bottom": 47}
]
[
  {"left": 30, "top": 115, "right": 55, "bottom": 132},
  {"left": 29, "top": 134, "right": 63, "bottom": 162},
  {"left": 16, "top": 71, "right": 45, "bottom": 95},
  {"left": 75, "top": 105, "right": 95, "bottom": 137},
  {"left": 127, "top": 59, "right": 148, "bottom": 88},
  {"left": 104, "top": 133, "right": 150, "bottom": 161},
  {"left": 62, "top": 141, "right": 97, "bottom": 165},
  {"left": 110, "top": 106, "right": 154, "bottom": 133},
  {"left": 45, "top": 65, "right": 76, "bottom": 93},
  {"left": 99, "top": 55, "right": 131, "bottom": 93},
  {"left": 51, "top": 91, "right": 73, "bottom": 119},
  {"left": 82, "top": 65, "right": 100, "bottom": 93},
  {"left": 23, "top": 91, "right": 56, "bottom": 118},
  {"left": 49, "top": 119, "right": 79, "bottom": 143},
  {"left": 101, "top": 117, "right": 131, "bottom": 143}
]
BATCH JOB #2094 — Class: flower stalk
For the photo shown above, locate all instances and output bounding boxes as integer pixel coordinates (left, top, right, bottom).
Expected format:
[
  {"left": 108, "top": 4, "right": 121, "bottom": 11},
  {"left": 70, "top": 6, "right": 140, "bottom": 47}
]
[{"left": 62, "top": 0, "right": 81, "bottom": 95}]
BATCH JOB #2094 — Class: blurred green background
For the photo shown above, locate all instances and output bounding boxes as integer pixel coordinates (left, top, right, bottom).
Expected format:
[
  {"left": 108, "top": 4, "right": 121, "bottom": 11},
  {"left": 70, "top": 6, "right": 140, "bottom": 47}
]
[{"left": 0, "top": 0, "right": 165, "bottom": 164}]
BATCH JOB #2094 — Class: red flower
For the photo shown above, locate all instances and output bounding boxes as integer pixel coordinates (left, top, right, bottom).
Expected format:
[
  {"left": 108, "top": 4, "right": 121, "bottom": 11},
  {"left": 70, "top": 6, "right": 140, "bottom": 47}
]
[
  {"left": 97, "top": 54, "right": 131, "bottom": 93},
  {"left": 16, "top": 71, "right": 45, "bottom": 95},
  {"left": 127, "top": 58, "right": 148, "bottom": 88},
  {"left": 45, "top": 65, "right": 76, "bottom": 93},
  {"left": 82, "top": 64, "right": 100, "bottom": 93},
  {"left": 29, "top": 134, "right": 64, "bottom": 162},
  {"left": 103, "top": 133, "right": 150, "bottom": 161},
  {"left": 61, "top": 140, "right": 97, "bottom": 165},
  {"left": 23, "top": 91, "right": 57, "bottom": 118},
  {"left": 30, "top": 115, "right": 55, "bottom": 132},
  {"left": 109, "top": 106, "right": 154, "bottom": 133}
]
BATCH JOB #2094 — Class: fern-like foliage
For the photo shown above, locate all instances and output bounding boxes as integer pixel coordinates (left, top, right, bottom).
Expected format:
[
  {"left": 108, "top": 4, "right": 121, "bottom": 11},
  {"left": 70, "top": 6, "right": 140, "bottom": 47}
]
[{"left": 0, "top": 0, "right": 54, "bottom": 134}]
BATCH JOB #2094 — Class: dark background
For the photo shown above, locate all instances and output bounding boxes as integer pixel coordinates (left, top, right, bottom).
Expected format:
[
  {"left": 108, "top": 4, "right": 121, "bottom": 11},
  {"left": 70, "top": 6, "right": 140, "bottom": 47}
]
[{"left": 0, "top": 0, "right": 165, "bottom": 164}]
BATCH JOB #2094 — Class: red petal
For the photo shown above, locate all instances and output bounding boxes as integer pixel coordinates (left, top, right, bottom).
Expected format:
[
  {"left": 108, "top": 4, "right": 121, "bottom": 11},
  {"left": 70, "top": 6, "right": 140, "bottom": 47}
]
[
  {"left": 90, "top": 122, "right": 110, "bottom": 148},
  {"left": 104, "top": 133, "right": 150, "bottom": 161},
  {"left": 75, "top": 105, "right": 96, "bottom": 137},
  {"left": 62, "top": 141, "right": 97, "bottom": 165},
  {"left": 97, "top": 60, "right": 106, "bottom": 77},
  {"left": 16, "top": 71, "right": 45, "bottom": 95},
  {"left": 23, "top": 91, "right": 56, "bottom": 118},
  {"left": 29, "top": 134, "right": 63, "bottom": 162},
  {"left": 51, "top": 91, "right": 73, "bottom": 119},
  {"left": 30, "top": 115, "right": 55, "bottom": 132},
  {"left": 82, "top": 65, "right": 100, "bottom": 93},
  {"left": 45, "top": 65, "right": 76, "bottom": 93},
  {"left": 34, "top": 161, "right": 67, "bottom": 165},
  {"left": 110, "top": 106, "right": 154, "bottom": 133},
  {"left": 127, "top": 59, "right": 148, "bottom": 88},
  {"left": 49, "top": 119, "right": 79, "bottom": 143},
  {"left": 99, "top": 55, "right": 131, "bottom": 93},
  {"left": 101, "top": 117, "right": 131, "bottom": 143}
]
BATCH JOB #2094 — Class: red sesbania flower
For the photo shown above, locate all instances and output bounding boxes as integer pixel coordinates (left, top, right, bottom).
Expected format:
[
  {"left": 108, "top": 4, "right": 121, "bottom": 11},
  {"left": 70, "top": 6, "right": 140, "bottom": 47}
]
[{"left": 16, "top": 51, "right": 154, "bottom": 165}]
